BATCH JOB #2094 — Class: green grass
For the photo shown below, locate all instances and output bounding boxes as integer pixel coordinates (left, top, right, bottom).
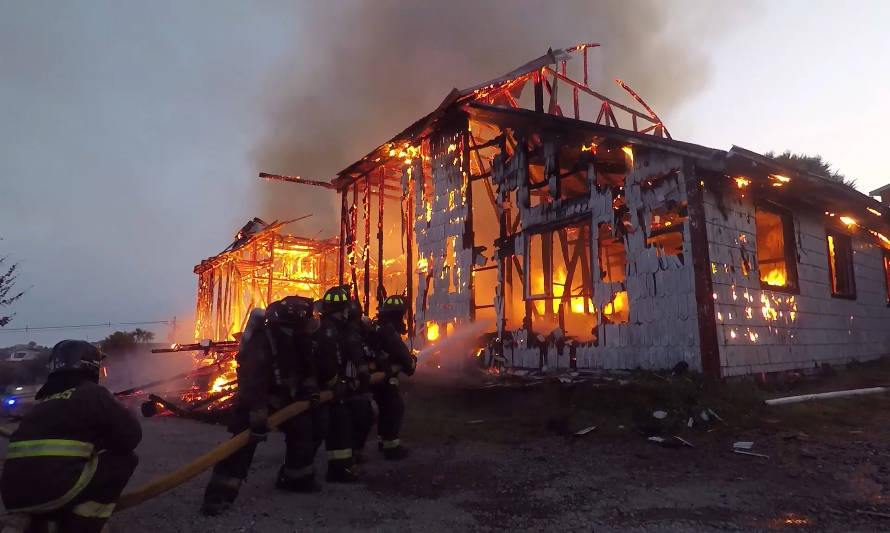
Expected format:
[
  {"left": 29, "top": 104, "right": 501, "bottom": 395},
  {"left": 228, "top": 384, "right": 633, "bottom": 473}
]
[{"left": 400, "top": 357, "right": 890, "bottom": 444}]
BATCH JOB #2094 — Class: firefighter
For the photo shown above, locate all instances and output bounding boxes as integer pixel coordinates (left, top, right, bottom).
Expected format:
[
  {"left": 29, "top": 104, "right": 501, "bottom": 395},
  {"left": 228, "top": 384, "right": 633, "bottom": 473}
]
[
  {"left": 373, "top": 294, "right": 417, "bottom": 460},
  {"left": 344, "top": 298, "right": 375, "bottom": 464},
  {"left": 201, "top": 295, "right": 324, "bottom": 516},
  {"left": 0, "top": 340, "right": 141, "bottom": 533},
  {"left": 315, "top": 285, "right": 363, "bottom": 482}
]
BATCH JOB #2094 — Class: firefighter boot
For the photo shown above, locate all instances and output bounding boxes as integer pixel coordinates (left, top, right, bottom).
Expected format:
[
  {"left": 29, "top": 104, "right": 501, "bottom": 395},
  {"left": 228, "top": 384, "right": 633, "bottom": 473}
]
[
  {"left": 382, "top": 443, "right": 410, "bottom": 461},
  {"left": 200, "top": 473, "right": 242, "bottom": 516},
  {"left": 325, "top": 460, "right": 360, "bottom": 483},
  {"left": 275, "top": 466, "right": 321, "bottom": 493}
]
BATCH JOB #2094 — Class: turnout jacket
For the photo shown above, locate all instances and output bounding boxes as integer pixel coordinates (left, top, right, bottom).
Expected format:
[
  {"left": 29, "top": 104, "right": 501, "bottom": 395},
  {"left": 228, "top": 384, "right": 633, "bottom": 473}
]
[
  {"left": 375, "top": 320, "right": 415, "bottom": 373},
  {"left": 236, "top": 310, "right": 318, "bottom": 412},
  {"left": 0, "top": 378, "right": 141, "bottom": 512},
  {"left": 313, "top": 315, "right": 360, "bottom": 386}
]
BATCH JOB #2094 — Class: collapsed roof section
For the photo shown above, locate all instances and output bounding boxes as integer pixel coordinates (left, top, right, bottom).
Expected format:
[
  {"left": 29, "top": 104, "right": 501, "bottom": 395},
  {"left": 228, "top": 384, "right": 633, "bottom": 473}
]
[{"left": 325, "top": 44, "right": 887, "bottom": 240}]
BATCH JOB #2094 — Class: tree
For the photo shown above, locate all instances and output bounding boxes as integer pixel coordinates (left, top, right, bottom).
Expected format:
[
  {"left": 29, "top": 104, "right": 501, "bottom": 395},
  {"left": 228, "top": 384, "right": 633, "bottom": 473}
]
[
  {"left": 99, "top": 328, "right": 155, "bottom": 356},
  {"left": 99, "top": 331, "right": 137, "bottom": 357},
  {"left": 133, "top": 328, "right": 155, "bottom": 343},
  {"left": 0, "top": 255, "right": 25, "bottom": 327},
  {"left": 765, "top": 150, "right": 856, "bottom": 188}
]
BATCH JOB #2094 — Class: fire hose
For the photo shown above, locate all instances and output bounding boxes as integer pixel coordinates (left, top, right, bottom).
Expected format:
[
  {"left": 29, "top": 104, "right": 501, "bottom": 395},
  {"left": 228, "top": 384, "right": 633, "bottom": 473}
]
[
  {"left": 116, "top": 366, "right": 400, "bottom": 510},
  {"left": 0, "top": 367, "right": 401, "bottom": 511}
]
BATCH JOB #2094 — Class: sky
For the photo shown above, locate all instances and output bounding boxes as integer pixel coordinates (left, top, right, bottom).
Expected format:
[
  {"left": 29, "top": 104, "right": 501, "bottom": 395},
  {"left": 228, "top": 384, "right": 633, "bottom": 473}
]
[{"left": 1, "top": 1, "right": 888, "bottom": 347}]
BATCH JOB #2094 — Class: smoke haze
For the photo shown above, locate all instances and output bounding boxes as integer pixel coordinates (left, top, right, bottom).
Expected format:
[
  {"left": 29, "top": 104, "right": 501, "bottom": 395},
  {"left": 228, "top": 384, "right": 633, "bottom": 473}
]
[{"left": 252, "top": 1, "right": 747, "bottom": 234}]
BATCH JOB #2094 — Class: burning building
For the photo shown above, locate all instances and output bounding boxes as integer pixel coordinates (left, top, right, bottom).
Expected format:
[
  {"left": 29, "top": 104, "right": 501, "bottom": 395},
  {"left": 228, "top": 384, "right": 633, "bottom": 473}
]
[
  {"left": 255, "top": 43, "right": 890, "bottom": 379},
  {"left": 193, "top": 217, "right": 338, "bottom": 342}
]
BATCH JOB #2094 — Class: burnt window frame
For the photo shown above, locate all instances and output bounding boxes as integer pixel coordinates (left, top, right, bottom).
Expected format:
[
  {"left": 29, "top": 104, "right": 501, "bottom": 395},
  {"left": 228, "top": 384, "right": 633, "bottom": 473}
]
[
  {"left": 826, "top": 228, "right": 856, "bottom": 299},
  {"left": 523, "top": 219, "right": 596, "bottom": 327},
  {"left": 754, "top": 203, "right": 800, "bottom": 294}
]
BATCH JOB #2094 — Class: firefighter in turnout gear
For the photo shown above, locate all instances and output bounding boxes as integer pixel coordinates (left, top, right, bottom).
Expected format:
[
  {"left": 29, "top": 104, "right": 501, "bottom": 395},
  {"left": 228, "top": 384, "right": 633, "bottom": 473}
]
[
  {"left": 201, "top": 295, "right": 324, "bottom": 516},
  {"left": 315, "top": 285, "right": 364, "bottom": 482},
  {"left": 343, "top": 298, "right": 375, "bottom": 464},
  {"left": 0, "top": 340, "right": 141, "bottom": 533},
  {"left": 373, "top": 294, "right": 417, "bottom": 460}
]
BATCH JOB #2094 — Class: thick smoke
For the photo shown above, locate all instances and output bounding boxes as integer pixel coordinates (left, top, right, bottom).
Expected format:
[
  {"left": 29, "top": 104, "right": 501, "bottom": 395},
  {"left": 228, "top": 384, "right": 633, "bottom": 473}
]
[{"left": 252, "top": 1, "right": 744, "bottom": 232}]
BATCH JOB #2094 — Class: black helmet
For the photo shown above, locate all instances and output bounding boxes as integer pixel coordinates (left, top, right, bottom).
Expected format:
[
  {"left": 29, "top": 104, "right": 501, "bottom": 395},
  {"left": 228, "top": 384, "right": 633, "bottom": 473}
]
[
  {"left": 321, "top": 286, "right": 350, "bottom": 314},
  {"left": 49, "top": 340, "right": 102, "bottom": 382},
  {"left": 266, "top": 296, "right": 314, "bottom": 326},
  {"left": 381, "top": 294, "right": 408, "bottom": 315}
]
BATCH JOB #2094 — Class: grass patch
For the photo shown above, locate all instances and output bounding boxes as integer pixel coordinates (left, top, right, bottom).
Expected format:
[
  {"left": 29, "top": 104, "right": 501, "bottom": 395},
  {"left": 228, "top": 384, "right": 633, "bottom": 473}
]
[{"left": 400, "top": 357, "right": 890, "bottom": 444}]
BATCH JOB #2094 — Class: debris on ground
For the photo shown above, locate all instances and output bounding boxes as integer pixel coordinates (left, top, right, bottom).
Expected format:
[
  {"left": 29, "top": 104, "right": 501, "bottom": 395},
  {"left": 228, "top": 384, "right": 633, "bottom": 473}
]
[{"left": 573, "top": 425, "right": 597, "bottom": 436}]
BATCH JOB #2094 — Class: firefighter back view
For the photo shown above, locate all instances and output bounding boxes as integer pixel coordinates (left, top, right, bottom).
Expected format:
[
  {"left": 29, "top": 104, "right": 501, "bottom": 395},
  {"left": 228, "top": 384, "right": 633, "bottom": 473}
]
[
  {"left": 315, "top": 286, "right": 363, "bottom": 482},
  {"left": 201, "top": 295, "right": 325, "bottom": 516},
  {"left": 0, "top": 340, "right": 142, "bottom": 533},
  {"left": 374, "top": 295, "right": 417, "bottom": 459}
]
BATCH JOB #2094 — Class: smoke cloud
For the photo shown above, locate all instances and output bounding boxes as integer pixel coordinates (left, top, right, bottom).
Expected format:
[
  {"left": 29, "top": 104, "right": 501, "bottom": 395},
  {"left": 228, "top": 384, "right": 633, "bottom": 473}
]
[{"left": 251, "top": 1, "right": 746, "bottom": 233}]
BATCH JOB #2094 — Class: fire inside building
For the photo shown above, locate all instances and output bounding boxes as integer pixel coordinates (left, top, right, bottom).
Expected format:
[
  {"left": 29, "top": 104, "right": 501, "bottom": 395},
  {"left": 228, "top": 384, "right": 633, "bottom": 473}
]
[{"left": 197, "top": 43, "right": 890, "bottom": 381}]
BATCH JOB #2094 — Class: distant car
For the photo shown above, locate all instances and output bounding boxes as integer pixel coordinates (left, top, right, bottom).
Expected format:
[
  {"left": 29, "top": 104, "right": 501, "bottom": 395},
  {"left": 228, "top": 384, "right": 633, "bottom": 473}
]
[{"left": 0, "top": 384, "right": 40, "bottom": 418}]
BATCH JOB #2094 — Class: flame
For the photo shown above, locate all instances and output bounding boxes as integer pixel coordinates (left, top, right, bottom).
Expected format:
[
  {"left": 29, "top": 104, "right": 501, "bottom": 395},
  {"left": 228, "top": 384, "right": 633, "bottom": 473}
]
[
  {"left": 447, "top": 143, "right": 458, "bottom": 154},
  {"left": 762, "top": 268, "right": 787, "bottom": 287},
  {"left": 867, "top": 207, "right": 882, "bottom": 216},
  {"left": 426, "top": 322, "right": 440, "bottom": 342},
  {"left": 416, "top": 256, "right": 429, "bottom": 272},
  {"left": 603, "top": 291, "right": 628, "bottom": 321},
  {"left": 580, "top": 143, "right": 597, "bottom": 153},
  {"left": 761, "top": 294, "right": 778, "bottom": 321},
  {"left": 769, "top": 174, "right": 790, "bottom": 183},
  {"left": 621, "top": 146, "right": 634, "bottom": 165},
  {"left": 734, "top": 177, "right": 750, "bottom": 189},
  {"left": 869, "top": 229, "right": 890, "bottom": 248},
  {"left": 839, "top": 216, "right": 857, "bottom": 228},
  {"left": 210, "top": 359, "right": 238, "bottom": 393}
]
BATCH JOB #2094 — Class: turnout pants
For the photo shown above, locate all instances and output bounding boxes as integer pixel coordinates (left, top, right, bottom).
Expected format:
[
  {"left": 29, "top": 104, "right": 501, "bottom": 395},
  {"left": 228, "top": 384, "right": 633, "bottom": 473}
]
[
  {"left": 374, "top": 377, "right": 405, "bottom": 450},
  {"left": 203, "top": 402, "right": 328, "bottom": 505},
  {"left": 346, "top": 393, "right": 374, "bottom": 454},
  {"left": 26, "top": 451, "right": 138, "bottom": 533},
  {"left": 325, "top": 400, "right": 356, "bottom": 471}
]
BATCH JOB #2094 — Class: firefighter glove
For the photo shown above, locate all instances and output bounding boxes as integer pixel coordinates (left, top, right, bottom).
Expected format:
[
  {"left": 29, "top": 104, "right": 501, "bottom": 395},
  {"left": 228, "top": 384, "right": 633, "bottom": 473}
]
[
  {"left": 403, "top": 354, "right": 418, "bottom": 376},
  {"left": 248, "top": 408, "right": 269, "bottom": 441},
  {"left": 309, "top": 392, "right": 321, "bottom": 411}
]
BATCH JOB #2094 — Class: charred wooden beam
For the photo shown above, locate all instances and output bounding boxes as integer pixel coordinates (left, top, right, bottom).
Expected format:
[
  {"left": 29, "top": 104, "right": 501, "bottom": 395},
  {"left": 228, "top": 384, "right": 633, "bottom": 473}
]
[{"left": 259, "top": 172, "right": 337, "bottom": 189}]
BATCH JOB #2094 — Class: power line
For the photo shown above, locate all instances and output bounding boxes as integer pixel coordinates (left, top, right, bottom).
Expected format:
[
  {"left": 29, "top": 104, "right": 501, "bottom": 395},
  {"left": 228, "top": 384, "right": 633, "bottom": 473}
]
[{"left": 0, "top": 319, "right": 176, "bottom": 333}]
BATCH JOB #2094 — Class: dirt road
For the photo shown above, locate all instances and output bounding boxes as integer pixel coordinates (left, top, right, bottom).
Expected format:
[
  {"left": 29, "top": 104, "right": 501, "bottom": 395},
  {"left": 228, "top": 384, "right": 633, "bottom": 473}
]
[{"left": 6, "top": 368, "right": 890, "bottom": 531}]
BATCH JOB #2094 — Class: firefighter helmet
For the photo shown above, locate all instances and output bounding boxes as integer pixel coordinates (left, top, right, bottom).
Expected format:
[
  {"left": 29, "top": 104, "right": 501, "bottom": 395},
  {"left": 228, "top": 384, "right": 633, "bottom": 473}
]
[
  {"left": 266, "top": 296, "right": 314, "bottom": 326},
  {"left": 381, "top": 294, "right": 408, "bottom": 315},
  {"left": 49, "top": 340, "right": 102, "bottom": 382},
  {"left": 321, "top": 285, "right": 350, "bottom": 313}
]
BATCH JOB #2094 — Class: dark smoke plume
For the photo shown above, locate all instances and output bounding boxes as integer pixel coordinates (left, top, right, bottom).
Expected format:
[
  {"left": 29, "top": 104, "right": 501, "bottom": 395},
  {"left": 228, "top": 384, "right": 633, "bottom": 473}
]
[{"left": 252, "top": 1, "right": 746, "bottom": 233}]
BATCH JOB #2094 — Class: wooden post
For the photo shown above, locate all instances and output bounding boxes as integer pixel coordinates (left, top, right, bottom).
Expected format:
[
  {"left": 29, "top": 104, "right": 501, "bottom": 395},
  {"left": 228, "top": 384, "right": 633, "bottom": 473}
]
[
  {"left": 583, "top": 47, "right": 588, "bottom": 86},
  {"left": 406, "top": 163, "right": 416, "bottom": 338},
  {"left": 266, "top": 233, "right": 275, "bottom": 306},
  {"left": 363, "top": 176, "right": 371, "bottom": 313},
  {"left": 684, "top": 161, "right": 721, "bottom": 378},
  {"left": 377, "top": 167, "right": 385, "bottom": 310},
  {"left": 350, "top": 183, "right": 358, "bottom": 297},
  {"left": 339, "top": 188, "right": 347, "bottom": 285},
  {"left": 462, "top": 128, "right": 475, "bottom": 321},
  {"left": 534, "top": 71, "right": 544, "bottom": 113}
]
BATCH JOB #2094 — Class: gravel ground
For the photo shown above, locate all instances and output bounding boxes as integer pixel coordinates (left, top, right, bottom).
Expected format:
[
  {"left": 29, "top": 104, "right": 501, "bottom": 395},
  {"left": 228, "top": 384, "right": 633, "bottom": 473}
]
[{"left": 5, "top": 374, "right": 890, "bottom": 532}]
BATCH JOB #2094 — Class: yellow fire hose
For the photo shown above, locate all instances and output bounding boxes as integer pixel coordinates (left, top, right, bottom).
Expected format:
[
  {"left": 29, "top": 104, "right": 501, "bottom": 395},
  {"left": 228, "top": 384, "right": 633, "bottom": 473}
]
[
  {"left": 117, "top": 367, "right": 398, "bottom": 510},
  {"left": 0, "top": 368, "right": 401, "bottom": 512}
]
